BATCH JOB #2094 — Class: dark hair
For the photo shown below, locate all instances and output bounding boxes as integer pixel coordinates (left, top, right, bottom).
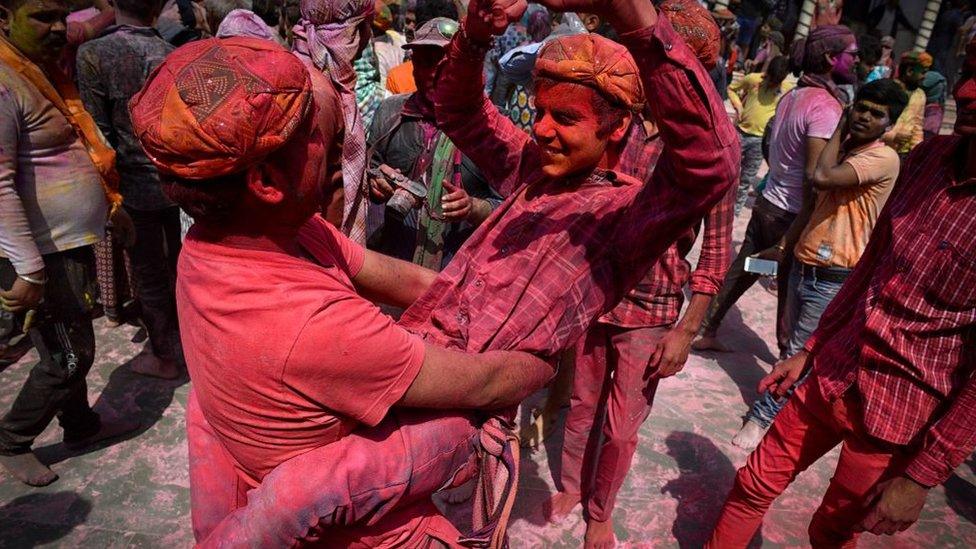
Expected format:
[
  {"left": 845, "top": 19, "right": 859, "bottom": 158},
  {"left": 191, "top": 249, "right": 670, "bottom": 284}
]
[
  {"left": 767, "top": 31, "right": 785, "bottom": 52},
  {"left": 415, "top": 0, "right": 457, "bottom": 28},
  {"left": 203, "top": 0, "right": 250, "bottom": 31},
  {"left": 765, "top": 16, "right": 783, "bottom": 32},
  {"left": 251, "top": 0, "right": 280, "bottom": 27},
  {"left": 765, "top": 55, "right": 790, "bottom": 86},
  {"left": 115, "top": 0, "right": 164, "bottom": 19},
  {"left": 855, "top": 79, "right": 909, "bottom": 122},
  {"left": 163, "top": 172, "right": 248, "bottom": 225},
  {"left": 535, "top": 78, "right": 630, "bottom": 139},
  {"left": 857, "top": 34, "right": 882, "bottom": 66}
]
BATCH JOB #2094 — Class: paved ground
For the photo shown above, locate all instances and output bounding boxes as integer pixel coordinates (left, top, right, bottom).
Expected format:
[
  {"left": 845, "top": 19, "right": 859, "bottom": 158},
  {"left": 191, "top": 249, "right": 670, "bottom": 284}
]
[{"left": 1, "top": 108, "right": 973, "bottom": 548}]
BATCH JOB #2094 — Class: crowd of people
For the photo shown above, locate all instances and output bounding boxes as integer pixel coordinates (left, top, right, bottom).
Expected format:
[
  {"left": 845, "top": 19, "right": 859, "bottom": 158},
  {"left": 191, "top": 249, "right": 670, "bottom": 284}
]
[{"left": 0, "top": 0, "right": 974, "bottom": 548}]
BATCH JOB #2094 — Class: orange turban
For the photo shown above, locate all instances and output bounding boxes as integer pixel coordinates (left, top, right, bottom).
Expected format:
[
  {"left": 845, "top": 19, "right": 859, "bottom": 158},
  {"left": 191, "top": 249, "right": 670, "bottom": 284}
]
[
  {"left": 535, "top": 33, "right": 645, "bottom": 113},
  {"left": 129, "top": 37, "right": 313, "bottom": 180},
  {"left": 660, "top": 0, "right": 720, "bottom": 69}
]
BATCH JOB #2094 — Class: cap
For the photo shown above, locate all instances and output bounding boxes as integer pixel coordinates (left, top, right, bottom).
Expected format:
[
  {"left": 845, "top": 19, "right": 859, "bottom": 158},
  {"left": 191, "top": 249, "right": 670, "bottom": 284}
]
[{"left": 403, "top": 17, "right": 458, "bottom": 49}]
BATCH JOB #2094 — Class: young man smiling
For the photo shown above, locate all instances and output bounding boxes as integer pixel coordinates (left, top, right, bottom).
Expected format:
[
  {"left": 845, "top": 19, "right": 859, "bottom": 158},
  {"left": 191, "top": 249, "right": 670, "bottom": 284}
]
[
  {"left": 171, "top": 0, "right": 738, "bottom": 544},
  {"left": 734, "top": 79, "right": 908, "bottom": 450}
]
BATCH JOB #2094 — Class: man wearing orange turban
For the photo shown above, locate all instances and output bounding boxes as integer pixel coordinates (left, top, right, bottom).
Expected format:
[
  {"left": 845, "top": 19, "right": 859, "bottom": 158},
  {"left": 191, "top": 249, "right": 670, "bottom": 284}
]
[{"left": 141, "top": 0, "right": 739, "bottom": 545}]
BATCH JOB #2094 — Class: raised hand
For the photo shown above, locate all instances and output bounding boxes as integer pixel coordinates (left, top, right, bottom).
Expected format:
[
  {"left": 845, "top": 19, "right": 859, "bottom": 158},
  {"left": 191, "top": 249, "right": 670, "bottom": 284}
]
[
  {"left": 532, "top": 0, "right": 656, "bottom": 34},
  {"left": 465, "top": 0, "right": 528, "bottom": 43}
]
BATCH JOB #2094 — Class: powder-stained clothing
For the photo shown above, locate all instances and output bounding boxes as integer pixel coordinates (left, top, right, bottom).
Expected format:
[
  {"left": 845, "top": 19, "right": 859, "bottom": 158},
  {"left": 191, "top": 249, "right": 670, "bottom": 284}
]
[
  {"left": 177, "top": 216, "right": 426, "bottom": 486},
  {"left": 728, "top": 73, "right": 795, "bottom": 137},
  {"left": 764, "top": 86, "right": 843, "bottom": 214},
  {"left": 804, "top": 135, "right": 976, "bottom": 487},
  {"left": 77, "top": 25, "right": 175, "bottom": 211},
  {"left": 0, "top": 62, "right": 108, "bottom": 275},
  {"left": 599, "top": 125, "right": 735, "bottom": 329},
  {"left": 794, "top": 140, "right": 899, "bottom": 269},
  {"left": 885, "top": 87, "right": 926, "bottom": 155},
  {"left": 397, "top": 18, "right": 739, "bottom": 361}
]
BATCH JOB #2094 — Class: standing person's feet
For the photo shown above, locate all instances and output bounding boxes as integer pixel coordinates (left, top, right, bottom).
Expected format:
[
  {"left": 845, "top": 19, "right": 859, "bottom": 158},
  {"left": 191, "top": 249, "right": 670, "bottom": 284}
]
[
  {"left": 544, "top": 491, "right": 581, "bottom": 522},
  {"left": 691, "top": 333, "right": 730, "bottom": 352},
  {"left": 63, "top": 417, "right": 141, "bottom": 451},
  {"left": 731, "top": 420, "right": 768, "bottom": 450},
  {"left": 130, "top": 351, "right": 181, "bottom": 380},
  {"left": 584, "top": 517, "right": 617, "bottom": 549},
  {"left": 0, "top": 452, "right": 58, "bottom": 486}
]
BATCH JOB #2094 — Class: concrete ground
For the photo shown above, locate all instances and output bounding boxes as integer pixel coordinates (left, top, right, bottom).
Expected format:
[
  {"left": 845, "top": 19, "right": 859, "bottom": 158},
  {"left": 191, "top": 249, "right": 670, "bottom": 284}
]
[{"left": 1, "top": 109, "right": 974, "bottom": 548}]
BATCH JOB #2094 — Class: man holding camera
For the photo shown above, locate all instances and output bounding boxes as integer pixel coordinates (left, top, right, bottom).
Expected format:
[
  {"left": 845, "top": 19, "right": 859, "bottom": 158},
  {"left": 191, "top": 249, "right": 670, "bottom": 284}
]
[{"left": 366, "top": 16, "right": 500, "bottom": 271}]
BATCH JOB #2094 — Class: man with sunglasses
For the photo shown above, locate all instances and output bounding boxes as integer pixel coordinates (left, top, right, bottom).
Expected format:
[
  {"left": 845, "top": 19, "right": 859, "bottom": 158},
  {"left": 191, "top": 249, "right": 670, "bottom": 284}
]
[{"left": 707, "top": 37, "right": 976, "bottom": 549}]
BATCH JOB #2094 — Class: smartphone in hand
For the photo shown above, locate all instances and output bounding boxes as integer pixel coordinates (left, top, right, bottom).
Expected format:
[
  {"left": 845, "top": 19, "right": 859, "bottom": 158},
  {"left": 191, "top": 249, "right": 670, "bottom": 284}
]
[{"left": 744, "top": 256, "right": 778, "bottom": 276}]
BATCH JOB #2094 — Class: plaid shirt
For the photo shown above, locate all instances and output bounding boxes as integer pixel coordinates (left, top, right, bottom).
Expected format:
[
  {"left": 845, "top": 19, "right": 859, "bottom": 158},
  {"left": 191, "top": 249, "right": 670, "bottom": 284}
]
[
  {"left": 805, "top": 135, "right": 976, "bottom": 487},
  {"left": 397, "top": 19, "right": 739, "bottom": 360},
  {"left": 599, "top": 126, "right": 735, "bottom": 328}
]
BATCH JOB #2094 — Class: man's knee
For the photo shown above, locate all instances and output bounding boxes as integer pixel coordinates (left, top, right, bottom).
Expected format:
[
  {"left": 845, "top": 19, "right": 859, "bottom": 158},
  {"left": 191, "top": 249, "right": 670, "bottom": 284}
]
[{"left": 728, "top": 461, "right": 782, "bottom": 512}]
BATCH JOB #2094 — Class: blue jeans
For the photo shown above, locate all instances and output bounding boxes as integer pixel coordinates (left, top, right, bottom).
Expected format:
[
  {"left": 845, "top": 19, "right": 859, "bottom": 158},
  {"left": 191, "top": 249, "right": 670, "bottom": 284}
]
[
  {"left": 746, "top": 261, "right": 851, "bottom": 429},
  {"left": 736, "top": 131, "right": 764, "bottom": 216}
]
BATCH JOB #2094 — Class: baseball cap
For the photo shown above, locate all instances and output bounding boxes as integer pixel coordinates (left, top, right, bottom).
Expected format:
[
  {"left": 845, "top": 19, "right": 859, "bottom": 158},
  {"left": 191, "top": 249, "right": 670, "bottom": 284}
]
[{"left": 403, "top": 17, "right": 458, "bottom": 49}]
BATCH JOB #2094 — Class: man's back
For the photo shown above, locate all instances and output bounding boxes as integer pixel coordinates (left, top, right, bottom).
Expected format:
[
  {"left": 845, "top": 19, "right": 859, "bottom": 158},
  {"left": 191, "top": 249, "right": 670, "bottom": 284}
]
[
  {"left": 76, "top": 26, "right": 174, "bottom": 211},
  {"left": 765, "top": 86, "right": 843, "bottom": 214},
  {"left": 178, "top": 217, "right": 426, "bottom": 485}
]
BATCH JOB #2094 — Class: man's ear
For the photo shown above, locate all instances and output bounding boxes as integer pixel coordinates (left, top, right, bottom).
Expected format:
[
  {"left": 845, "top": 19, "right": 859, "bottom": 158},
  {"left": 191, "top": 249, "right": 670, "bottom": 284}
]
[
  {"left": 246, "top": 165, "right": 287, "bottom": 206},
  {"left": 609, "top": 112, "right": 634, "bottom": 145},
  {"left": 0, "top": 5, "right": 12, "bottom": 35}
]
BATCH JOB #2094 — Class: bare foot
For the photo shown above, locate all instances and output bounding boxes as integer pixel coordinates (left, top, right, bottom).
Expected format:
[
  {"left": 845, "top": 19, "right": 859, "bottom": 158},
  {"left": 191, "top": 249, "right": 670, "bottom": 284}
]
[
  {"left": 64, "top": 417, "right": 141, "bottom": 451},
  {"left": 691, "top": 334, "right": 730, "bottom": 353},
  {"left": 731, "top": 420, "right": 768, "bottom": 451},
  {"left": 584, "top": 517, "right": 616, "bottom": 549},
  {"left": 130, "top": 352, "right": 181, "bottom": 380},
  {"left": 0, "top": 452, "right": 58, "bottom": 486},
  {"left": 544, "top": 491, "right": 581, "bottom": 523}
]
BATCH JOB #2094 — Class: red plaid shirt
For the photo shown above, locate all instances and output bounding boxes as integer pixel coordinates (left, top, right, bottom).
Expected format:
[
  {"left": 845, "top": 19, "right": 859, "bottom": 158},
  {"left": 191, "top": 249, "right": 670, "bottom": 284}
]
[
  {"left": 397, "top": 19, "right": 739, "bottom": 360},
  {"left": 805, "top": 135, "right": 976, "bottom": 487},
  {"left": 599, "top": 126, "right": 735, "bottom": 328}
]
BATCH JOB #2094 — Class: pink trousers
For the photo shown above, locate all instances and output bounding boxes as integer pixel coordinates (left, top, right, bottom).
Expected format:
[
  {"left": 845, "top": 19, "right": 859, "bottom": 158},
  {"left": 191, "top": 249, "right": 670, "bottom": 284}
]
[
  {"left": 706, "top": 378, "right": 911, "bottom": 548},
  {"left": 559, "top": 323, "right": 667, "bottom": 522},
  {"left": 187, "top": 389, "right": 481, "bottom": 547}
]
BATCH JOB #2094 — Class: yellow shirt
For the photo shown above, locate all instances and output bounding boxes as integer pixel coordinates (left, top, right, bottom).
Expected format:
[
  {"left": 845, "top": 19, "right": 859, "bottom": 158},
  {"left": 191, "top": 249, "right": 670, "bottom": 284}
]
[
  {"left": 727, "top": 73, "right": 794, "bottom": 137},
  {"left": 884, "top": 87, "right": 925, "bottom": 154},
  {"left": 794, "top": 141, "right": 900, "bottom": 268}
]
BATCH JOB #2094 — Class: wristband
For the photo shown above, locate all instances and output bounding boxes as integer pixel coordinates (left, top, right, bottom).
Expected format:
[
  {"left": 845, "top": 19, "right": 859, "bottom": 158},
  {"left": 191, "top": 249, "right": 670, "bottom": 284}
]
[{"left": 18, "top": 274, "right": 47, "bottom": 285}]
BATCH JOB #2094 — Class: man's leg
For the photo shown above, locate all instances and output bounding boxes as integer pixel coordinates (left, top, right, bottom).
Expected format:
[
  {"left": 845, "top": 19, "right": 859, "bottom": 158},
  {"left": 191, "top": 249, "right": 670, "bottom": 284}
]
[
  {"left": 735, "top": 133, "right": 763, "bottom": 217},
  {"left": 707, "top": 379, "right": 844, "bottom": 548},
  {"left": 806, "top": 395, "right": 910, "bottom": 547},
  {"left": 0, "top": 248, "right": 134, "bottom": 485},
  {"left": 126, "top": 206, "right": 182, "bottom": 379},
  {"left": 550, "top": 324, "right": 613, "bottom": 520},
  {"left": 200, "top": 408, "right": 480, "bottom": 547},
  {"left": 584, "top": 325, "right": 666, "bottom": 548}
]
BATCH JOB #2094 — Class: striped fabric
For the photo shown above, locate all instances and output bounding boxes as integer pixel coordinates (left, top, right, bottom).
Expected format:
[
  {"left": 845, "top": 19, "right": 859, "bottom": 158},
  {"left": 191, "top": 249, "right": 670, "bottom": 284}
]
[{"left": 806, "top": 134, "right": 976, "bottom": 486}]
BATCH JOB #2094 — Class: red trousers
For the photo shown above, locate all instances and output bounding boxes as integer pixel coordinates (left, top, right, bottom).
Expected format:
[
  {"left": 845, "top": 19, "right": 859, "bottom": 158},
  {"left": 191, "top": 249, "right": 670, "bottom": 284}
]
[
  {"left": 707, "top": 377, "right": 911, "bottom": 548},
  {"left": 559, "top": 323, "right": 667, "bottom": 522},
  {"left": 187, "top": 389, "right": 480, "bottom": 547}
]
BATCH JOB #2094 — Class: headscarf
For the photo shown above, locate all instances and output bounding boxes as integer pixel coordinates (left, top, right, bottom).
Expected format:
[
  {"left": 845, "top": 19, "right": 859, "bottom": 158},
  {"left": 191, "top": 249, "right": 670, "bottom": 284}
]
[
  {"left": 659, "top": 0, "right": 720, "bottom": 69},
  {"left": 129, "top": 37, "right": 313, "bottom": 181},
  {"left": 294, "top": 0, "right": 375, "bottom": 243},
  {"left": 900, "top": 50, "right": 934, "bottom": 70},
  {"left": 535, "top": 33, "right": 645, "bottom": 113},
  {"left": 790, "top": 24, "right": 855, "bottom": 104},
  {"left": 216, "top": 9, "right": 280, "bottom": 42}
]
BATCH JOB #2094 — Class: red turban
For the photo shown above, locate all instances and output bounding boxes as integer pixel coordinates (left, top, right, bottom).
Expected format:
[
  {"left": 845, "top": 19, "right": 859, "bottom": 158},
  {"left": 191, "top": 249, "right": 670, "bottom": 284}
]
[
  {"left": 129, "top": 37, "right": 313, "bottom": 180},
  {"left": 660, "top": 0, "right": 721, "bottom": 69},
  {"left": 535, "top": 33, "right": 645, "bottom": 113}
]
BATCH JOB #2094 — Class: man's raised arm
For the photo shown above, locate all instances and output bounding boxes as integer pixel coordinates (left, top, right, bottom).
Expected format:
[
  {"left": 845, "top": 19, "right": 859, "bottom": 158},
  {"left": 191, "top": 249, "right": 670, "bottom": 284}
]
[{"left": 432, "top": 0, "right": 543, "bottom": 198}]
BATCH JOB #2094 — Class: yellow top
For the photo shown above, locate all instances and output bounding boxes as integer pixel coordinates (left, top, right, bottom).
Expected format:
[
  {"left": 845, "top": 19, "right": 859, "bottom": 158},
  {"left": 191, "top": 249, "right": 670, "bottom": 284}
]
[{"left": 727, "top": 73, "right": 795, "bottom": 137}]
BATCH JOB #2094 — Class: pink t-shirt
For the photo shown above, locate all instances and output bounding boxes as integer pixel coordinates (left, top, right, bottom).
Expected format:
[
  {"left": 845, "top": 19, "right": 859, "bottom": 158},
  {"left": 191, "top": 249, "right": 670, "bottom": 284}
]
[
  {"left": 178, "top": 215, "right": 426, "bottom": 486},
  {"left": 763, "top": 86, "right": 843, "bottom": 214}
]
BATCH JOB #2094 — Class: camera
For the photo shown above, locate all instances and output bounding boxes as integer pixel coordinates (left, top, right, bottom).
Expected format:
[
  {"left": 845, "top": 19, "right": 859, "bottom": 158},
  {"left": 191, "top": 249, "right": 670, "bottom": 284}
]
[{"left": 368, "top": 167, "right": 428, "bottom": 217}]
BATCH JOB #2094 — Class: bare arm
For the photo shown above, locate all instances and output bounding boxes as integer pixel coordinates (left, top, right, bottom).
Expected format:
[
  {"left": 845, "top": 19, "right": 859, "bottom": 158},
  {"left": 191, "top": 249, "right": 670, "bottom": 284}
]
[
  {"left": 398, "top": 345, "right": 555, "bottom": 409},
  {"left": 811, "top": 113, "right": 861, "bottom": 190},
  {"left": 352, "top": 249, "right": 437, "bottom": 309}
]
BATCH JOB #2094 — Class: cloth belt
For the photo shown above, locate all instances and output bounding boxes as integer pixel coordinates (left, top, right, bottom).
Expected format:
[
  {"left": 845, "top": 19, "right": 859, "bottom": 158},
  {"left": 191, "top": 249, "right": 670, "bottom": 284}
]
[
  {"left": 797, "top": 262, "right": 852, "bottom": 284},
  {"left": 456, "top": 412, "right": 520, "bottom": 549}
]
